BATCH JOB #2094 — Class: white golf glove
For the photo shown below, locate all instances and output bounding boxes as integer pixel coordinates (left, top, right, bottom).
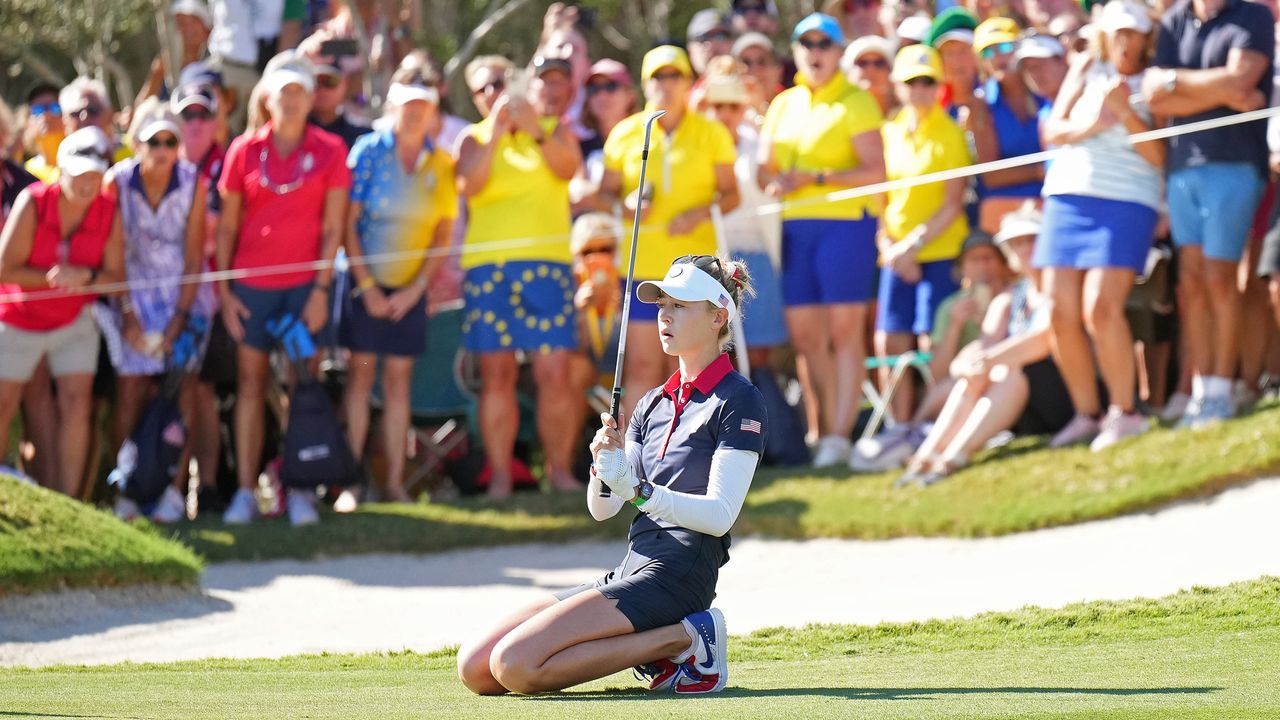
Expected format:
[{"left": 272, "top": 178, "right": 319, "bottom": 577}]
[{"left": 594, "top": 447, "right": 638, "bottom": 497}]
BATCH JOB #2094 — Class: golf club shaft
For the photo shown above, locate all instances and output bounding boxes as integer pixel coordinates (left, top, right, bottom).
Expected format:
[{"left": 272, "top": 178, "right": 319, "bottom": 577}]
[{"left": 602, "top": 109, "right": 666, "bottom": 498}]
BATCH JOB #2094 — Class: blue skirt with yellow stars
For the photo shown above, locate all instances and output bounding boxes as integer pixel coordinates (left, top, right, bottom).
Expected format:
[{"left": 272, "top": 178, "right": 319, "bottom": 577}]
[{"left": 463, "top": 261, "right": 577, "bottom": 354}]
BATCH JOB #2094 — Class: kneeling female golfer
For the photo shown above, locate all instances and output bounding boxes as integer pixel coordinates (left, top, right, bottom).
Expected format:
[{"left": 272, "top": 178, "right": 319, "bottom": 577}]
[{"left": 457, "top": 254, "right": 766, "bottom": 695}]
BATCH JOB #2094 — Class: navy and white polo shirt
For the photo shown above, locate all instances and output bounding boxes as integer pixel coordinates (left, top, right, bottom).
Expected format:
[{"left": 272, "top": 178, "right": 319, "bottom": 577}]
[{"left": 626, "top": 353, "right": 767, "bottom": 542}]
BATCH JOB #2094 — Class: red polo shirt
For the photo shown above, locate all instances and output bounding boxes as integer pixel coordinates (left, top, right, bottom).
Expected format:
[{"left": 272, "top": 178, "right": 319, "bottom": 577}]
[{"left": 219, "top": 122, "right": 351, "bottom": 289}]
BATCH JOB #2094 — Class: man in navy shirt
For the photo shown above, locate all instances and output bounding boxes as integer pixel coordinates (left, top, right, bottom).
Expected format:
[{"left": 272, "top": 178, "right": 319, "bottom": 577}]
[{"left": 1144, "top": 0, "right": 1274, "bottom": 426}]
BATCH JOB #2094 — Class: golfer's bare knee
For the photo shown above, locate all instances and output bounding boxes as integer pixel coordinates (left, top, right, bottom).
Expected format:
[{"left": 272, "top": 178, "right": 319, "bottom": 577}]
[
  {"left": 489, "top": 639, "right": 545, "bottom": 695},
  {"left": 457, "top": 645, "right": 508, "bottom": 696}
]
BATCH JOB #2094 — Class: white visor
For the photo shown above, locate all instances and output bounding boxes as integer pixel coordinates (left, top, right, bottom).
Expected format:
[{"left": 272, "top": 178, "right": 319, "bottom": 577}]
[
  {"left": 386, "top": 82, "right": 440, "bottom": 106},
  {"left": 138, "top": 119, "right": 182, "bottom": 143},
  {"left": 637, "top": 262, "right": 737, "bottom": 322},
  {"left": 264, "top": 68, "right": 315, "bottom": 95}
]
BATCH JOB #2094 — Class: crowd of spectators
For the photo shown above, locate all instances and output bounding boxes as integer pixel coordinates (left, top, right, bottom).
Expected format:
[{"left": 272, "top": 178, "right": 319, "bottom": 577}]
[{"left": 0, "top": 0, "right": 1277, "bottom": 524}]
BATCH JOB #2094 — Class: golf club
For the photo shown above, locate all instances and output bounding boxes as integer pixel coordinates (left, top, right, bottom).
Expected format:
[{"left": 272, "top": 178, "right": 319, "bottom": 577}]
[{"left": 602, "top": 108, "right": 666, "bottom": 498}]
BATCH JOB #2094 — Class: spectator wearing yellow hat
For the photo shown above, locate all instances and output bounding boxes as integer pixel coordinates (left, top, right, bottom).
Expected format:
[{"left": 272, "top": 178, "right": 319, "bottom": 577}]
[
  {"left": 875, "top": 45, "right": 972, "bottom": 430},
  {"left": 759, "top": 12, "right": 886, "bottom": 467},
  {"left": 598, "top": 45, "right": 739, "bottom": 418},
  {"left": 970, "top": 16, "right": 1050, "bottom": 234}
]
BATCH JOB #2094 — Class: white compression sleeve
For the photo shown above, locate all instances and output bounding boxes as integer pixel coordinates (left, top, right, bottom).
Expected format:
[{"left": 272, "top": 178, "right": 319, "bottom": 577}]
[
  {"left": 639, "top": 449, "right": 759, "bottom": 537},
  {"left": 587, "top": 469, "right": 627, "bottom": 521}
]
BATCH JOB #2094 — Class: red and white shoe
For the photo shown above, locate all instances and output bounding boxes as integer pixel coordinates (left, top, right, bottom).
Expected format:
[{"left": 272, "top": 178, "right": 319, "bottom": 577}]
[{"left": 634, "top": 658, "right": 682, "bottom": 691}]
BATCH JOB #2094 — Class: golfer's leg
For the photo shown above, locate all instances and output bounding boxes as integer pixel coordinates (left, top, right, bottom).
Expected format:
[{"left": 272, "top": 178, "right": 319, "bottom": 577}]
[
  {"left": 490, "top": 589, "right": 690, "bottom": 694},
  {"left": 457, "top": 595, "right": 558, "bottom": 695}
]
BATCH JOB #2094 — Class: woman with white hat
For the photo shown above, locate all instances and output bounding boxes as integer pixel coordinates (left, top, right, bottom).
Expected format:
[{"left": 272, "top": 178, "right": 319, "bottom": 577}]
[
  {"left": 215, "top": 57, "right": 351, "bottom": 525},
  {"left": 101, "top": 98, "right": 217, "bottom": 523},
  {"left": 1037, "top": 1, "right": 1163, "bottom": 451},
  {"left": 340, "top": 62, "right": 457, "bottom": 507},
  {"left": 0, "top": 126, "right": 126, "bottom": 497}
]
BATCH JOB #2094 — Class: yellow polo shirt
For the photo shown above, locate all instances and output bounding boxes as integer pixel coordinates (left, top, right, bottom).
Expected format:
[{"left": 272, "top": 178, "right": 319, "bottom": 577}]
[
  {"left": 881, "top": 104, "right": 971, "bottom": 263},
  {"left": 461, "top": 116, "right": 572, "bottom": 269},
  {"left": 603, "top": 109, "right": 736, "bottom": 280},
  {"left": 760, "top": 72, "right": 884, "bottom": 222}
]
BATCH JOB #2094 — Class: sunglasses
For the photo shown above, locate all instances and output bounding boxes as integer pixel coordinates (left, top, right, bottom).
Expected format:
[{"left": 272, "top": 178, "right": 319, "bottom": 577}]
[
  {"left": 580, "top": 245, "right": 616, "bottom": 257},
  {"left": 472, "top": 79, "right": 505, "bottom": 96},
  {"left": 905, "top": 76, "right": 938, "bottom": 87},
  {"left": 699, "top": 30, "right": 733, "bottom": 43},
  {"left": 316, "top": 74, "right": 343, "bottom": 89},
  {"left": 711, "top": 102, "right": 744, "bottom": 111},
  {"left": 855, "top": 57, "right": 890, "bottom": 69},
  {"left": 586, "top": 80, "right": 623, "bottom": 96},
  {"left": 674, "top": 254, "right": 723, "bottom": 276},
  {"left": 30, "top": 102, "right": 61, "bottom": 117},
  {"left": 70, "top": 105, "right": 104, "bottom": 121},
  {"left": 735, "top": 3, "right": 768, "bottom": 14},
  {"left": 650, "top": 69, "right": 686, "bottom": 82},
  {"left": 145, "top": 136, "right": 180, "bottom": 149},
  {"left": 180, "top": 107, "right": 214, "bottom": 122},
  {"left": 980, "top": 42, "right": 1016, "bottom": 59},
  {"left": 798, "top": 37, "right": 836, "bottom": 51}
]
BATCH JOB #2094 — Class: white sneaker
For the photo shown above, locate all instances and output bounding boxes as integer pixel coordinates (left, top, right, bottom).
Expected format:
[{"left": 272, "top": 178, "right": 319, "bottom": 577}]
[
  {"left": 1049, "top": 414, "right": 1100, "bottom": 448},
  {"left": 114, "top": 496, "right": 143, "bottom": 521},
  {"left": 333, "top": 487, "right": 359, "bottom": 514},
  {"left": 812, "top": 435, "right": 852, "bottom": 468},
  {"left": 287, "top": 489, "right": 320, "bottom": 526},
  {"left": 1161, "top": 393, "right": 1192, "bottom": 423},
  {"left": 222, "top": 488, "right": 260, "bottom": 525},
  {"left": 149, "top": 485, "right": 187, "bottom": 524},
  {"left": 1089, "top": 408, "right": 1150, "bottom": 452},
  {"left": 850, "top": 425, "right": 913, "bottom": 472}
]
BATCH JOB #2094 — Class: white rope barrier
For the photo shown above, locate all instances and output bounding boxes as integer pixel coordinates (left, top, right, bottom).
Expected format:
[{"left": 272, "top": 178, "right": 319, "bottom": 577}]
[{"left": 1, "top": 105, "right": 1276, "bottom": 305}]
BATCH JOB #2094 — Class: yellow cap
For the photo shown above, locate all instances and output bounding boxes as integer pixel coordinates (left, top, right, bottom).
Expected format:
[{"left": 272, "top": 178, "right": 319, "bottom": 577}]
[
  {"left": 973, "top": 16, "right": 1020, "bottom": 53},
  {"left": 891, "top": 45, "right": 943, "bottom": 83},
  {"left": 641, "top": 45, "right": 693, "bottom": 81}
]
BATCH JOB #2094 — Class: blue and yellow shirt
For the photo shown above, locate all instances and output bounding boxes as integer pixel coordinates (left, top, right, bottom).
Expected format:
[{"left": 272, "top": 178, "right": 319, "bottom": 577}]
[{"left": 348, "top": 128, "right": 458, "bottom": 287}]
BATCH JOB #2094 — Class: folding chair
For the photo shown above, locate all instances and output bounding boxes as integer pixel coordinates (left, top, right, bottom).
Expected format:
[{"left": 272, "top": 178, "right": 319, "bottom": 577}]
[
  {"left": 860, "top": 350, "right": 934, "bottom": 441},
  {"left": 370, "top": 301, "right": 474, "bottom": 497}
]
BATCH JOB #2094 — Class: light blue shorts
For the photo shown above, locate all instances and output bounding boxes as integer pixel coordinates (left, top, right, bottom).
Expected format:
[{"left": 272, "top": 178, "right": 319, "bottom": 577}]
[{"left": 1167, "top": 163, "right": 1265, "bottom": 262}]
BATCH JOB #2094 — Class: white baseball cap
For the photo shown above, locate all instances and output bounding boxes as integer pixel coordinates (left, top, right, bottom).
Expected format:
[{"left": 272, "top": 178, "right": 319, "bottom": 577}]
[
  {"left": 57, "top": 127, "right": 111, "bottom": 177},
  {"left": 1098, "top": 1, "right": 1153, "bottom": 34},
  {"left": 995, "top": 210, "right": 1043, "bottom": 244},
  {"left": 137, "top": 117, "right": 182, "bottom": 143},
  {"left": 1014, "top": 35, "right": 1066, "bottom": 64},
  {"left": 896, "top": 15, "right": 933, "bottom": 44},
  {"left": 843, "top": 36, "right": 896, "bottom": 73},
  {"left": 386, "top": 82, "right": 440, "bottom": 106},
  {"left": 263, "top": 66, "right": 315, "bottom": 95},
  {"left": 638, "top": 260, "right": 737, "bottom": 322}
]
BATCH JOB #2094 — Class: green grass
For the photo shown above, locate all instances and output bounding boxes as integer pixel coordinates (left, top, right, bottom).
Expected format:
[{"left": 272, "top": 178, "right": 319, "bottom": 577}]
[
  {"left": 173, "top": 402, "right": 1280, "bottom": 563},
  {"left": 0, "top": 476, "right": 202, "bottom": 595},
  {"left": 3, "top": 576, "right": 1277, "bottom": 718}
]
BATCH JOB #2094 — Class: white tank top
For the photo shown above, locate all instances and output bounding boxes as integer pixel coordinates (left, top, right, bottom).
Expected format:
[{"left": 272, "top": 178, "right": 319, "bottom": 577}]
[{"left": 1042, "top": 61, "right": 1162, "bottom": 210}]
